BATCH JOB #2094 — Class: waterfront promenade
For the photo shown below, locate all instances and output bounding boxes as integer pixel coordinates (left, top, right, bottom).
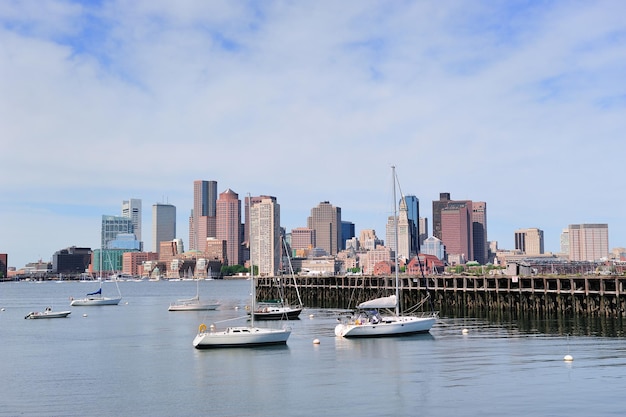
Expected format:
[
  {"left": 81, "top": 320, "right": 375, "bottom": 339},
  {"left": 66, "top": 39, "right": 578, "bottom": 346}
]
[{"left": 258, "top": 273, "right": 626, "bottom": 317}]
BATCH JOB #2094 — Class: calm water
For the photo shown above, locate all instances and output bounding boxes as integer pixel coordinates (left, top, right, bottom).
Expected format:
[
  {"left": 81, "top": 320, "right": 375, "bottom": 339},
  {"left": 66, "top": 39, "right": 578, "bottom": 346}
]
[{"left": 1, "top": 279, "right": 625, "bottom": 417}]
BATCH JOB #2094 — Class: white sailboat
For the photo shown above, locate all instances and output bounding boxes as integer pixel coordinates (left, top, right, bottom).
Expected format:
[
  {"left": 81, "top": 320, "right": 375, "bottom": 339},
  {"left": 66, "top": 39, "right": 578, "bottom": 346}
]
[
  {"left": 71, "top": 249, "right": 121, "bottom": 306},
  {"left": 169, "top": 269, "right": 220, "bottom": 311},
  {"left": 193, "top": 196, "right": 291, "bottom": 349},
  {"left": 335, "top": 166, "right": 438, "bottom": 338},
  {"left": 70, "top": 278, "right": 122, "bottom": 306}
]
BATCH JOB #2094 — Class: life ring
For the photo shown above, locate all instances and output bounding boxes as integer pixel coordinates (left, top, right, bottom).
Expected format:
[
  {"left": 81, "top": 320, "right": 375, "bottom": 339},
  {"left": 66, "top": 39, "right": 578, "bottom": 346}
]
[{"left": 198, "top": 323, "right": 207, "bottom": 333}]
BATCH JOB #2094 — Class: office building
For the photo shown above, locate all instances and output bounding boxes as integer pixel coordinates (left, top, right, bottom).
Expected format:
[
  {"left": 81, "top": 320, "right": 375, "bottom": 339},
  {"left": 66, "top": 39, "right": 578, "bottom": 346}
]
[
  {"left": 250, "top": 196, "right": 281, "bottom": 276},
  {"left": 404, "top": 195, "right": 420, "bottom": 256},
  {"left": 189, "top": 180, "right": 217, "bottom": 252},
  {"left": 307, "top": 201, "right": 342, "bottom": 256},
  {"left": 386, "top": 197, "right": 412, "bottom": 260},
  {"left": 152, "top": 203, "right": 176, "bottom": 254},
  {"left": 440, "top": 201, "right": 473, "bottom": 264},
  {"left": 341, "top": 221, "right": 355, "bottom": 250},
  {"left": 472, "top": 202, "right": 488, "bottom": 264},
  {"left": 216, "top": 189, "right": 242, "bottom": 266},
  {"left": 101, "top": 215, "right": 134, "bottom": 249},
  {"left": 291, "top": 227, "right": 316, "bottom": 251},
  {"left": 515, "top": 228, "right": 544, "bottom": 255},
  {"left": 122, "top": 199, "right": 142, "bottom": 242},
  {"left": 568, "top": 223, "right": 609, "bottom": 261}
]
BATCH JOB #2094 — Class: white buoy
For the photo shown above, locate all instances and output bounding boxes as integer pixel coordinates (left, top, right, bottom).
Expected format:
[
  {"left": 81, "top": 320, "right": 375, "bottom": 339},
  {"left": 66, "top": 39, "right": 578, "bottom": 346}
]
[
  {"left": 564, "top": 354, "right": 573, "bottom": 362},
  {"left": 313, "top": 339, "right": 320, "bottom": 345},
  {"left": 462, "top": 328, "right": 469, "bottom": 334},
  {"left": 1, "top": 308, "right": 5, "bottom": 311},
  {"left": 309, "top": 314, "right": 315, "bottom": 319},
  {"left": 82, "top": 313, "right": 88, "bottom": 317}
]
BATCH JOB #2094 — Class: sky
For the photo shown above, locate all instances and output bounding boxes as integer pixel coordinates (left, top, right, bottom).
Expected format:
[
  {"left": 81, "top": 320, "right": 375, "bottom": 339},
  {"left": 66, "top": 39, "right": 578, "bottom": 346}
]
[{"left": 1, "top": 1, "right": 625, "bottom": 269}]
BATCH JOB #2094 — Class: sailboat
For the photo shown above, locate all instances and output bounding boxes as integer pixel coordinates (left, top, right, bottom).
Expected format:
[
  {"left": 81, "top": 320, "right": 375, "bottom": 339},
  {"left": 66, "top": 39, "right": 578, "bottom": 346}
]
[
  {"left": 335, "top": 166, "right": 438, "bottom": 338},
  {"left": 70, "top": 249, "right": 122, "bottom": 306},
  {"left": 193, "top": 196, "right": 291, "bottom": 349},
  {"left": 169, "top": 268, "right": 220, "bottom": 311},
  {"left": 252, "top": 237, "right": 303, "bottom": 320}
]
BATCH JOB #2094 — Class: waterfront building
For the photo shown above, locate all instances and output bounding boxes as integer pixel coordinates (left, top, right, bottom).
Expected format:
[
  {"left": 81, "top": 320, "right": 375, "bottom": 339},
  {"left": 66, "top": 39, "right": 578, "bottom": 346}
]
[
  {"left": 0, "top": 253, "right": 7, "bottom": 280},
  {"left": 152, "top": 203, "right": 176, "bottom": 254},
  {"left": 515, "top": 228, "right": 545, "bottom": 255},
  {"left": 122, "top": 199, "right": 142, "bottom": 242},
  {"left": 123, "top": 251, "right": 158, "bottom": 277},
  {"left": 189, "top": 180, "right": 217, "bottom": 252},
  {"left": 159, "top": 239, "right": 182, "bottom": 264},
  {"left": 568, "top": 223, "right": 609, "bottom": 262},
  {"left": 52, "top": 246, "right": 91, "bottom": 274},
  {"left": 109, "top": 233, "right": 142, "bottom": 251},
  {"left": 250, "top": 196, "right": 281, "bottom": 276},
  {"left": 307, "top": 201, "right": 342, "bottom": 256},
  {"left": 205, "top": 238, "right": 228, "bottom": 264},
  {"left": 216, "top": 189, "right": 242, "bottom": 266}
]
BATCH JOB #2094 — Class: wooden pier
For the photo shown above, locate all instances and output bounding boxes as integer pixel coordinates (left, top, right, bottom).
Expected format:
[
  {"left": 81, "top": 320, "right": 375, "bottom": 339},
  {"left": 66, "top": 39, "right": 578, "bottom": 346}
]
[{"left": 257, "top": 274, "right": 626, "bottom": 317}]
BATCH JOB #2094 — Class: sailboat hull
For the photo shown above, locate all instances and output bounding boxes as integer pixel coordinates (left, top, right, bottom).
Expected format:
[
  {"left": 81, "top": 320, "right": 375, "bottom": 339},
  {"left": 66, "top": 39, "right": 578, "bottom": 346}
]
[
  {"left": 193, "top": 326, "right": 291, "bottom": 349},
  {"left": 70, "top": 297, "right": 121, "bottom": 306},
  {"left": 335, "top": 315, "right": 436, "bottom": 338},
  {"left": 252, "top": 306, "right": 302, "bottom": 320},
  {"left": 168, "top": 303, "right": 219, "bottom": 311}
]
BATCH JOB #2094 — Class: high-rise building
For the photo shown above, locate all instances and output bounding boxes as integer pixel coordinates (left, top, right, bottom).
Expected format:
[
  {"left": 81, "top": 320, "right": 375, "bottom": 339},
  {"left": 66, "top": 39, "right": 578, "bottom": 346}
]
[
  {"left": 307, "top": 201, "right": 342, "bottom": 256},
  {"left": 122, "top": 199, "right": 142, "bottom": 242},
  {"left": 216, "top": 189, "right": 242, "bottom": 266},
  {"left": 418, "top": 217, "right": 428, "bottom": 247},
  {"left": 101, "top": 215, "right": 134, "bottom": 249},
  {"left": 404, "top": 195, "right": 420, "bottom": 256},
  {"left": 440, "top": 201, "right": 473, "bottom": 264},
  {"left": 472, "top": 202, "right": 488, "bottom": 264},
  {"left": 291, "top": 227, "right": 316, "bottom": 251},
  {"left": 421, "top": 236, "right": 445, "bottom": 260},
  {"left": 190, "top": 180, "right": 217, "bottom": 252},
  {"left": 386, "top": 197, "right": 412, "bottom": 260},
  {"left": 568, "top": 224, "right": 609, "bottom": 261},
  {"left": 515, "top": 228, "right": 544, "bottom": 255},
  {"left": 341, "top": 221, "right": 355, "bottom": 251},
  {"left": 560, "top": 228, "right": 570, "bottom": 255},
  {"left": 152, "top": 203, "right": 176, "bottom": 254},
  {"left": 250, "top": 196, "right": 281, "bottom": 276}
]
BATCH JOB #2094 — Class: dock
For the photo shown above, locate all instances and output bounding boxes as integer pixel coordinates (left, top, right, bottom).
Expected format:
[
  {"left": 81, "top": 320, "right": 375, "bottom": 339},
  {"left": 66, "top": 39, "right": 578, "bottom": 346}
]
[{"left": 257, "top": 274, "right": 626, "bottom": 317}]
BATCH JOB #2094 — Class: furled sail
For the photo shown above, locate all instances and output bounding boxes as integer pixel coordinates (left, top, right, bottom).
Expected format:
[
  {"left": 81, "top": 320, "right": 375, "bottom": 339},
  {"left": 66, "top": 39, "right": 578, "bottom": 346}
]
[
  {"left": 87, "top": 288, "right": 102, "bottom": 296},
  {"left": 357, "top": 295, "right": 397, "bottom": 309}
]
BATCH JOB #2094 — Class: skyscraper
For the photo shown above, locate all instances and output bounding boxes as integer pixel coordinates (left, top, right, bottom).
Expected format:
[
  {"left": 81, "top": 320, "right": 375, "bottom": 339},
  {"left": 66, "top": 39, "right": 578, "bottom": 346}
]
[
  {"left": 122, "top": 198, "right": 142, "bottom": 242},
  {"left": 307, "top": 201, "right": 342, "bottom": 256},
  {"left": 216, "top": 189, "right": 242, "bottom": 266},
  {"left": 568, "top": 224, "right": 609, "bottom": 261},
  {"left": 472, "top": 202, "right": 488, "bottom": 264},
  {"left": 101, "top": 215, "right": 134, "bottom": 249},
  {"left": 250, "top": 196, "right": 280, "bottom": 276},
  {"left": 440, "top": 201, "right": 473, "bottom": 263},
  {"left": 190, "top": 180, "right": 217, "bottom": 252},
  {"left": 152, "top": 203, "right": 176, "bottom": 254},
  {"left": 386, "top": 197, "right": 412, "bottom": 260},
  {"left": 404, "top": 195, "right": 420, "bottom": 255},
  {"left": 515, "top": 228, "right": 544, "bottom": 255}
]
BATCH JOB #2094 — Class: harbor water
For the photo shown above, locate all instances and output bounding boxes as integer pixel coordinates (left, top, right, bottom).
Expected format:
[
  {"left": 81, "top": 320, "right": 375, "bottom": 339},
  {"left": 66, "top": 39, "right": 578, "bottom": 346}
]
[{"left": 1, "top": 279, "right": 625, "bottom": 417}]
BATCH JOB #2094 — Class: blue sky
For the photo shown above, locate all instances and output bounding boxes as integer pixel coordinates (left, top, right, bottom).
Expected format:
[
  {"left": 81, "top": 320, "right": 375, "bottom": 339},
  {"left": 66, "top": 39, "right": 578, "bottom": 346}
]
[{"left": 1, "top": 1, "right": 625, "bottom": 269}]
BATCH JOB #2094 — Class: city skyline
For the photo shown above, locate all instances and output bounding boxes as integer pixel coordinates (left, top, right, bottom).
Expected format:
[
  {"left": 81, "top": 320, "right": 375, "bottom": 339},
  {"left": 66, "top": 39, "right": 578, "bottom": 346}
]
[{"left": 2, "top": 2, "right": 624, "bottom": 268}]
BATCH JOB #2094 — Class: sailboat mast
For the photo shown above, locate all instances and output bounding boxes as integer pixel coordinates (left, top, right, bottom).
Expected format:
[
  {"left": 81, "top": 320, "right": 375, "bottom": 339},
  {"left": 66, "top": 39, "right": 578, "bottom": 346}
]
[
  {"left": 392, "top": 165, "right": 400, "bottom": 316},
  {"left": 249, "top": 192, "right": 255, "bottom": 327}
]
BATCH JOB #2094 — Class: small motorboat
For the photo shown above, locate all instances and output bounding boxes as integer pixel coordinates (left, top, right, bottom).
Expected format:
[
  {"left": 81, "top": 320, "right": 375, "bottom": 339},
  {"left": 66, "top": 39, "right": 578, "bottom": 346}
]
[{"left": 25, "top": 306, "right": 72, "bottom": 319}]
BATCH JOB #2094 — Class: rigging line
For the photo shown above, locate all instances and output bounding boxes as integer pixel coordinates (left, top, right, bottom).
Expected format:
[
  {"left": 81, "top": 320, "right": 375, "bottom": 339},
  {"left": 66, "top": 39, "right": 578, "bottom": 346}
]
[{"left": 416, "top": 254, "right": 436, "bottom": 313}]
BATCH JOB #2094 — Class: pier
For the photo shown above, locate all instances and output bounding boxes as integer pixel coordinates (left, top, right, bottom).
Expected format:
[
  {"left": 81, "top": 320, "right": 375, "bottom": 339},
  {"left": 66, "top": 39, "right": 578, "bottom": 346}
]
[{"left": 257, "top": 274, "right": 626, "bottom": 317}]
